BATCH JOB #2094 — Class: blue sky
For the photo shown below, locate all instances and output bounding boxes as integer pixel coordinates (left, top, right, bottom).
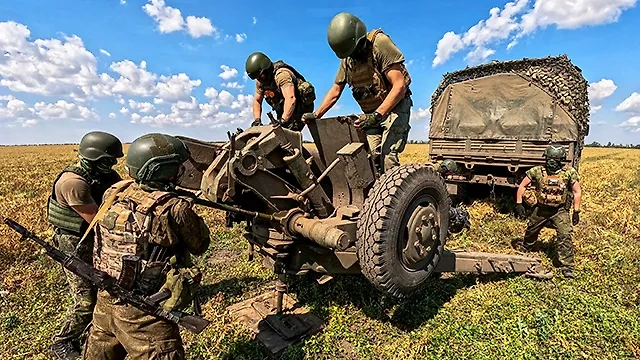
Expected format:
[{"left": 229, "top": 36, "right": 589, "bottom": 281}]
[{"left": 0, "top": 0, "right": 639, "bottom": 145}]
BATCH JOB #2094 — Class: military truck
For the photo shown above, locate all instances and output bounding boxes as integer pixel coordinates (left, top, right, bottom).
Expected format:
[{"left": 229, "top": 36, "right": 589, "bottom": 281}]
[{"left": 428, "top": 54, "right": 590, "bottom": 195}]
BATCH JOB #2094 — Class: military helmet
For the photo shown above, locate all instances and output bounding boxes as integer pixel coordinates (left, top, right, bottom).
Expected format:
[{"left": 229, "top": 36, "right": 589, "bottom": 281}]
[
  {"left": 327, "top": 12, "right": 367, "bottom": 59},
  {"left": 78, "top": 131, "right": 124, "bottom": 161},
  {"left": 441, "top": 159, "right": 459, "bottom": 174},
  {"left": 245, "top": 52, "right": 273, "bottom": 80},
  {"left": 125, "top": 133, "right": 190, "bottom": 182},
  {"left": 543, "top": 144, "right": 567, "bottom": 159}
]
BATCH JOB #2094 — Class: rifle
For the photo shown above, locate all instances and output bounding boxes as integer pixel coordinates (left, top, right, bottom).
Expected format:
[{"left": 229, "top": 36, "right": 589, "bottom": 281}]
[{"left": 1, "top": 217, "right": 210, "bottom": 334}]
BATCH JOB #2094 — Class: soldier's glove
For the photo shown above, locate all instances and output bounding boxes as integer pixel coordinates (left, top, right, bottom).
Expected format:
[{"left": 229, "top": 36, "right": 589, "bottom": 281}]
[
  {"left": 515, "top": 203, "right": 526, "bottom": 219},
  {"left": 354, "top": 111, "right": 383, "bottom": 129},
  {"left": 572, "top": 210, "right": 580, "bottom": 225},
  {"left": 301, "top": 112, "right": 317, "bottom": 123},
  {"left": 251, "top": 118, "right": 262, "bottom": 127}
]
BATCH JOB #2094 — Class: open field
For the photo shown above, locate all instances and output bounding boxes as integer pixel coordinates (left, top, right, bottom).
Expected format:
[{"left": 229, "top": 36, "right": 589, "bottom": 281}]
[{"left": 0, "top": 144, "right": 639, "bottom": 359}]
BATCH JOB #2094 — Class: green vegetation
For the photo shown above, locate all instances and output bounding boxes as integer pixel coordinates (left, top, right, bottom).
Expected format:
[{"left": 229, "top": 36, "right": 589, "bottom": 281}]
[{"left": 0, "top": 145, "right": 638, "bottom": 359}]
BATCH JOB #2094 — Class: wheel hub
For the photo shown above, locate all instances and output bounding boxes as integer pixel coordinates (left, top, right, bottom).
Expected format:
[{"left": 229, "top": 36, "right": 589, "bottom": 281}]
[{"left": 401, "top": 204, "right": 439, "bottom": 269}]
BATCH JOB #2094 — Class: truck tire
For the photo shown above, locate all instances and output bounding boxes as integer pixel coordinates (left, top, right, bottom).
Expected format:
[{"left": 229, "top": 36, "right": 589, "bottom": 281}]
[{"left": 356, "top": 164, "right": 450, "bottom": 298}]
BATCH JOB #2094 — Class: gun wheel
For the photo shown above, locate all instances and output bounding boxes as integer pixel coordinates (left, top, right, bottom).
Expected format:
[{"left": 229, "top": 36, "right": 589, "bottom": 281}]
[{"left": 356, "top": 164, "right": 450, "bottom": 298}]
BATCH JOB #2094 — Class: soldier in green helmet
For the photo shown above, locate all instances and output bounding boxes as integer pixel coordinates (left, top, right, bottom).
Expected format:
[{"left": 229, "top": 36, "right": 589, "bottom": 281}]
[
  {"left": 302, "top": 12, "right": 413, "bottom": 174},
  {"left": 82, "top": 133, "right": 210, "bottom": 360},
  {"left": 48, "top": 131, "right": 124, "bottom": 359},
  {"left": 246, "top": 52, "right": 316, "bottom": 131},
  {"left": 515, "top": 144, "right": 582, "bottom": 279}
]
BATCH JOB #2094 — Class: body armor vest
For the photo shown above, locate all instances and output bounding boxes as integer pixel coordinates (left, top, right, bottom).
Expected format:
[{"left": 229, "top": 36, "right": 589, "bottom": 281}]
[
  {"left": 93, "top": 181, "right": 175, "bottom": 283},
  {"left": 536, "top": 167, "right": 569, "bottom": 207},
  {"left": 344, "top": 29, "right": 412, "bottom": 113},
  {"left": 259, "top": 61, "right": 315, "bottom": 130},
  {"left": 47, "top": 165, "right": 121, "bottom": 235}
]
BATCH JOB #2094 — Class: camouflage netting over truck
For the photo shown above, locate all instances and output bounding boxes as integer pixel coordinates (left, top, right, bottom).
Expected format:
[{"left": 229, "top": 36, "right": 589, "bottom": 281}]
[{"left": 429, "top": 54, "right": 590, "bottom": 143}]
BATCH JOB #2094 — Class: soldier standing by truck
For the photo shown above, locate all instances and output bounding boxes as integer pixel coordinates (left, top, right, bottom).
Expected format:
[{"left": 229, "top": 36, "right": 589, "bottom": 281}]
[
  {"left": 47, "top": 131, "right": 124, "bottom": 359},
  {"left": 82, "top": 133, "right": 211, "bottom": 359},
  {"left": 515, "top": 144, "right": 582, "bottom": 279},
  {"left": 302, "top": 12, "right": 413, "bottom": 174},
  {"left": 246, "top": 52, "right": 316, "bottom": 131}
]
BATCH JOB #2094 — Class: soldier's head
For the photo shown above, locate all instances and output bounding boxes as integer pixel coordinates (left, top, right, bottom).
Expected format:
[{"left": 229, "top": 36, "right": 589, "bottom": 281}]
[
  {"left": 327, "top": 12, "right": 368, "bottom": 60},
  {"left": 543, "top": 144, "right": 566, "bottom": 173},
  {"left": 125, "top": 133, "right": 190, "bottom": 187},
  {"left": 439, "top": 159, "right": 459, "bottom": 176},
  {"left": 245, "top": 52, "right": 274, "bottom": 83},
  {"left": 78, "top": 131, "right": 124, "bottom": 174}
]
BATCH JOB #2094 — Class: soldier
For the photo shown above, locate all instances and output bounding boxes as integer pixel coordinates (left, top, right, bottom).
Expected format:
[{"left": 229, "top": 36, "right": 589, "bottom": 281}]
[
  {"left": 246, "top": 52, "right": 316, "bottom": 131},
  {"left": 47, "top": 131, "right": 124, "bottom": 359},
  {"left": 302, "top": 12, "right": 413, "bottom": 174},
  {"left": 82, "top": 133, "right": 211, "bottom": 359},
  {"left": 515, "top": 144, "right": 582, "bottom": 278}
]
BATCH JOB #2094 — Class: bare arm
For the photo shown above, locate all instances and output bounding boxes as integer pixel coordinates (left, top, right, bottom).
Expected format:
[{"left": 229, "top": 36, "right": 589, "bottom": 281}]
[
  {"left": 572, "top": 181, "right": 582, "bottom": 211},
  {"left": 70, "top": 204, "right": 99, "bottom": 224},
  {"left": 253, "top": 87, "right": 264, "bottom": 120},
  {"left": 516, "top": 176, "right": 532, "bottom": 203},
  {"left": 375, "top": 64, "right": 407, "bottom": 117},
  {"left": 280, "top": 83, "right": 296, "bottom": 122},
  {"left": 314, "top": 83, "right": 345, "bottom": 119}
]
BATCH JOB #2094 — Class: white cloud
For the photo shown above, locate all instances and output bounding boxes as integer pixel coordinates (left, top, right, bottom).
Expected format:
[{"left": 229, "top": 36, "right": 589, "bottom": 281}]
[
  {"left": 109, "top": 112, "right": 116, "bottom": 118},
  {"left": 432, "top": 0, "right": 638, "bottom": 67},
  {"left": 588, "top": 78, "right": 617, "bottom": 113},
  {"left": 411, "top": 107, "right": 431, "bottom": 120},
  {"left": 118, "top": 98, "right": 125, "bottom": 104},
  {"left": 142, "top": 0, "right": 218, "bottom": 38},
  {"left": 100, "top": 49, "right": 111, "bottom": 57},
  {"left": 23, "top": 119, "right": 37, "bottom": 127},
  {"left": 219, "top": 65, "right": 238, "bottom": 80},
  {"left": 119, "top": 107, "right": 129, "bottom": 114},
  {"left": 120, "top": 0, "right": 126, "bottom": 4},
  {"left": 0, "top": 21, "right": 113, "bottom": 99},
  {"left": 204, "top": 87, "right": 219, "bottom": 99},
  {"left": 618, "top": 116, "right": 640, "bottom": 132},
  {"left": 156, "top": 73, "right": 202, "bottom": 102},
  {"left": 615, "top": 92, "right": 640, "bottom": 114},
  {"left": 34, "top": 100, "right": 100, "bottom": 121},
  {"left": 221, "top": 82, "right": 244, "bottom": 89},
  {"left": 235, "top": 33, "right": 247, "bottom": 43},
  {"left": 142, "top": 0, "right": 184, "bottom": 34},
  {"left": 253, "top": 17, "right": 257, "bottom": 25},
  {"left": 128, "top": 99, "right": 156, "bottom": 113},
  {"left": 186, "top": 16, "right": 216, "bottom": 38}
]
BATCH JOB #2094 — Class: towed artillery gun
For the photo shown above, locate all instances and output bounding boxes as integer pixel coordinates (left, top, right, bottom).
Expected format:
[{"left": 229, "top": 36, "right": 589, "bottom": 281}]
[
  {"left": 175, "top": 113, "right": 549, "bottom": 355},
  {"left": 429, "top": 54, "right": 590, "bottom": 196}
]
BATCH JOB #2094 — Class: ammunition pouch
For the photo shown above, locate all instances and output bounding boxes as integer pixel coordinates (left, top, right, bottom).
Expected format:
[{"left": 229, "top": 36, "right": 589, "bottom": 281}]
[
  {"left": 352, "top": 85, "right": 377, "bottom": 102},
  {"left": 297, "top": 81, "right": 316, "bottom": 106},
  {"left": 522, "top": 187, "right": 538, "bottom": 207}
]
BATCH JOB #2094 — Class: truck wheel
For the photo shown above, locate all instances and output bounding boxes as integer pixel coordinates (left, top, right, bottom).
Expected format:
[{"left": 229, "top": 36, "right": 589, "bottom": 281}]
[{"left": 356, "top": 164, "right": 450, "bottom": 298}]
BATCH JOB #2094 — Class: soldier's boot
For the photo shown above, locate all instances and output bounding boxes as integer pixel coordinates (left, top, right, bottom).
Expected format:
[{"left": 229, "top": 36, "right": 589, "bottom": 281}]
[{"left": 51, "top": 340, "right": 81, "bottom": 360}]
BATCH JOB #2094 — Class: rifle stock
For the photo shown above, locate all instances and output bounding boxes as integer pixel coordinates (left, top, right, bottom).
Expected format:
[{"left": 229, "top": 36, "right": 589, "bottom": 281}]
[{"left": 1, "top": 217, "right": 210, "bottom": 334}]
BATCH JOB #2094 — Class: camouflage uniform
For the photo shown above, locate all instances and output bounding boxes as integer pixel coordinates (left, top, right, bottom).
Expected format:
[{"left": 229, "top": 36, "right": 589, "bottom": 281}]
[
  {"left": 334, "top": 29, "right": 413, "bottom": 173},
  {"left": 522, "top": 165, "right": 580, "bottom": 271},
  {"left": 48, "top": 165, "right": 121, "bottom": 351},
  {"left": 255, "top": 61, "right": 316, "bottom": 131}
]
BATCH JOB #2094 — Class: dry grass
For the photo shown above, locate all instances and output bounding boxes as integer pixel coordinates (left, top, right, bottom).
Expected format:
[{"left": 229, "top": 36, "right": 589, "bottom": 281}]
[{"left": 0, "top": 144, "right": 638, "bottom": 359}]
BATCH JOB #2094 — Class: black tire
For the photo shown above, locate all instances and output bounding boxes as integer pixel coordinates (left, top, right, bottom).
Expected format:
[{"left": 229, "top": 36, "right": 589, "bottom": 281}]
[{"left": 356, "top": 164, "right": 451, "bottom": 298}]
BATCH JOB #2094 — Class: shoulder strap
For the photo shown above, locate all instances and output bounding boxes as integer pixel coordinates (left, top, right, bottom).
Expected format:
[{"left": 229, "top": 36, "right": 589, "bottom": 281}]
[
  {"left": 79, "top": 179, "right": 135, "bottom": 243},
  {"left": 273, "top": 60, "right": 307, "bottom": 82},
  {"left": 136, "top": 191, "right": 175, "bottom": 214}
]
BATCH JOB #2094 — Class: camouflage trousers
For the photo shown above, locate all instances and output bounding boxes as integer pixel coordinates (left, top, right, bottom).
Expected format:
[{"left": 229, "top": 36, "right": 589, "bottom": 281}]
[
  {"left": 523, "top": 206, "right": 574, "bottom": 271},
  {"left": 366, "top": 96, "right": 412, "bottom": 174},
  {"left": 83, "top": 290, "right": 185, "bottom": 359},
  {"left": 52, "top": 230, "right": 97, "bottom": 345}
]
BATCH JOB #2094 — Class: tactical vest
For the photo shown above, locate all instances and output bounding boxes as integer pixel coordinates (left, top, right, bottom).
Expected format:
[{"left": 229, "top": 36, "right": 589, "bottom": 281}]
[
  {"left": 93, "top": 181, "right": 176, "bottom": 282},
  {"left": 535, "top": 167, "right": 569, "bottom": 207},
  {"left": 258, "top": 61, "right": 316, "bottom": 130},
  {"left": 344, "top": 29, "right": 412, "bottom": 113},
  {"left": 47, "top": 165, "right": 121, "bottom": 235}
]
